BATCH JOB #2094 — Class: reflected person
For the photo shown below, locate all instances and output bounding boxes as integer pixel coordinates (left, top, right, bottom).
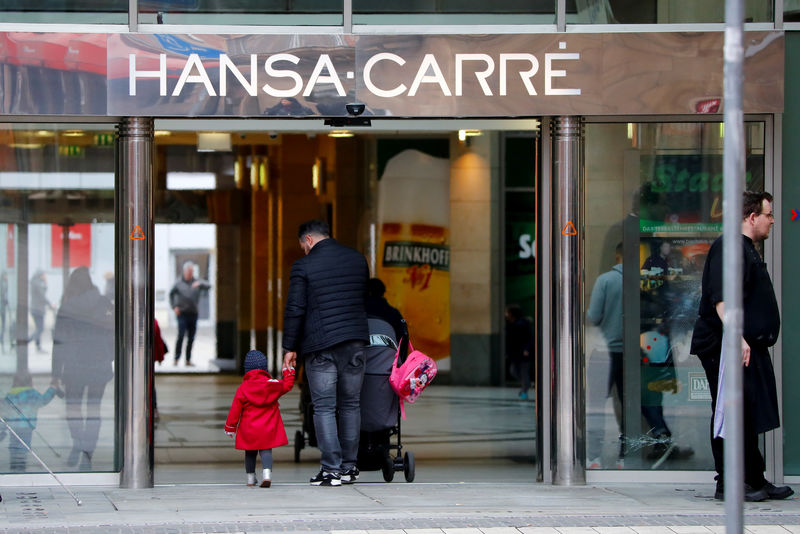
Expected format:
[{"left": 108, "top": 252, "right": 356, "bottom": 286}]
[
  {"left": 586, "top": 243, "right": 625, "bottom": 469},
  {"left": 29, "top": 270, "right": 52, "bottom": 353},
  {"left": 51, "top": 267, "right": 114, "bottom": 470},
  {"left": 505, "top": 304, "right": 533, "bottom": 401},
  {"left": 169, "top": 261, "right": 211, "bottom": 367}
]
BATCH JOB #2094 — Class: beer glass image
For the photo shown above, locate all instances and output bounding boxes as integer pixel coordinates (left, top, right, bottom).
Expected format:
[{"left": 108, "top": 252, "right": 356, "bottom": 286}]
[{"left": 377, "top": 149, "right": 450, "bottom": 360}]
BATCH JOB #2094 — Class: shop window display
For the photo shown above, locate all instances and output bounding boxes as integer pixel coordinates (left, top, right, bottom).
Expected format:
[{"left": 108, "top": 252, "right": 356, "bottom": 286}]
[{"left": 585, "top": 121, "right": 766, "bottom": 470}]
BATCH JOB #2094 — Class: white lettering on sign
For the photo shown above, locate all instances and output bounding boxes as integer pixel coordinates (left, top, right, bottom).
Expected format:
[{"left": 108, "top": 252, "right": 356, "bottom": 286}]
[
  {"left": 408, "top": 54, "right": 452, "bottom": 97},
  {"left": 545, "top": 43, "right": 581, "bottom": 96},
  {"left": 126, "top": 47, "right": 583, "bottom": 99},
  {"left": 220, "top": 54, "right": 257, "bottom": 97},
  {"left": 455, "top": 54, "right": 495, "bottom": 96},
  {"left": 302, "top": 54, "right": 346, "bottom": 97},
  {"left": 263, "top": 54, "right": 303, "bottom": 97},
  {"left": 364, "top": 53, "right": 407, "bottom": 97},
  {"left": 500, "top": 54, "right": 539, "bottom": 96},
  {"left": 518, "top": 234, "right": 535, "bottom": 259},
  {"left": 172, "top": 53, "right": 216, "bottom": 96},
  {"left": 129, "top": 53, "right": 167, "bottom": 96}
]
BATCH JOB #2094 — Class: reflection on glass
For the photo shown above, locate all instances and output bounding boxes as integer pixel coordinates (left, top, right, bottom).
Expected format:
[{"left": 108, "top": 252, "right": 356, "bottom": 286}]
[
  {"left": 568, "top": 0, "right": 771, "bottom": 23},
  {"left": 137, "top": 0, "right": 343, "bottom": 25},
  {"left": 585, "top": 121, "right": 765, "bottom": 470},
  {"left": 353, "top": 0, "right": 555, "bottom": 24},
  {"left": 0, "top": 125, "right": 116, "bottom": 474},
  {"left": 0, "top": 1, "right": 126, "bottom": 23}
]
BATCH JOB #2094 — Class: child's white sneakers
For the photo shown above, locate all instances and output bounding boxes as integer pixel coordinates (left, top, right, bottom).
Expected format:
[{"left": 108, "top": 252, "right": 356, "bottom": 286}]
[
  {"left": 260, "top": 468, "right": 272, "bottom": 488},
  {"left": 247, "top": 472, "right": 256, "bottom": 486}
]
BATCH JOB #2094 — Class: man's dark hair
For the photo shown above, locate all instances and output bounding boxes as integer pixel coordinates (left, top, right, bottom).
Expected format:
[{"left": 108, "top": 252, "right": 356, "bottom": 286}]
[
  {"left": 298, "top": 219, "right": 331, "bottom": 240},
  {"left": 742, "top": 191, "right": 773, "bottom": 219}
]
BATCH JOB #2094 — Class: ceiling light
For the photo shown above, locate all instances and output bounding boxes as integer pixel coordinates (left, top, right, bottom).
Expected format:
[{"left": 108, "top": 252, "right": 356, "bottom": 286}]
[
  {"left": 328, "top": 130, "right": 354, "bottom": 138},
  {"left": 197, "top": 132, "right": 232, "bottom": 152},
  {"left": 35, "top": 130, "right": 54, "bottom": 137},
  {"left": 154, "top": 130, "right": 172, "bottom": 137},
  {"left": 62, "top": 130, "right": 85, "bottom": 137},
  {"left": 10, "top": 143, "right": 44, "bottom": 149}
]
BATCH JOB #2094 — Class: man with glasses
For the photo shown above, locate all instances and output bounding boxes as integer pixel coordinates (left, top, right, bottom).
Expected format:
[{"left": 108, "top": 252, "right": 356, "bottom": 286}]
[{"left": 691, "top": 191, "right": 792, "bottom": 501}]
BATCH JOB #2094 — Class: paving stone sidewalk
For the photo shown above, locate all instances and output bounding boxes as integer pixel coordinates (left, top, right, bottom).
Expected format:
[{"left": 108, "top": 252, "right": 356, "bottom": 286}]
[{"left": 1, "top": 482, "right": 799, "bottom": 533}]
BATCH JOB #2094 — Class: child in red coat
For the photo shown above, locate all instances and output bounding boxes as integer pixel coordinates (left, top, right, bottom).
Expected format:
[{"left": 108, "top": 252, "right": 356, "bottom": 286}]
[{"left": 225, "top": 350, "right": 295, "bottom": 487}]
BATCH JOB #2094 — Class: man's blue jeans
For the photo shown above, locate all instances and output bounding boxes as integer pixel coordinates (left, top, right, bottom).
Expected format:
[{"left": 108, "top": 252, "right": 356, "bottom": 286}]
[{"left": 305, "top": 340, "right": 366, "bottom": 474}]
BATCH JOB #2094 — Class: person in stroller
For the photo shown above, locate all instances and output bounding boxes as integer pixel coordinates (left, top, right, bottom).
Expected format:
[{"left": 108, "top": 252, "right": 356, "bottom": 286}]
[{"left": 365, "top": 278, "right": 405, "bottom": 342}]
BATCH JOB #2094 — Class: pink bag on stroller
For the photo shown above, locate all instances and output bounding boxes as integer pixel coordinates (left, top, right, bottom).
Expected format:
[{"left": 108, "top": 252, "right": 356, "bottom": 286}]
[{"left": 389, "top": 336, "right": 437, "bottom": 419}]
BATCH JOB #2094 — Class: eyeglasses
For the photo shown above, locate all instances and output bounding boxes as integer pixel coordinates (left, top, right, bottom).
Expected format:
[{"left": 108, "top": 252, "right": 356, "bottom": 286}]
[{"left": 759, "top": 211, "right": 775, "bottom": 220}]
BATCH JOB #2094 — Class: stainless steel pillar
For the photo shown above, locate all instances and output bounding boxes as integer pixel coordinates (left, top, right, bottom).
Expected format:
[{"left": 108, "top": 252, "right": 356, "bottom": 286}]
[
  {"left": 117, "top": 117, "right": 154, "bottom": 489},
  {"left": 723, "top": 0, "right": 745, "bottom": 528},
  {"left": 551, "top": 116, "right": 585, "bottom": 486}
]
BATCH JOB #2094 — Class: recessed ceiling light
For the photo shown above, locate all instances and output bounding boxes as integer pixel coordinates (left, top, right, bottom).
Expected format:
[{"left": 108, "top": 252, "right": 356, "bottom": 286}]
[
  {"left": 62, "top": 130, "right": 85, "bottom": 137},
  {"left": 328, "top": 130, "right": 354, "bottom": 138}
]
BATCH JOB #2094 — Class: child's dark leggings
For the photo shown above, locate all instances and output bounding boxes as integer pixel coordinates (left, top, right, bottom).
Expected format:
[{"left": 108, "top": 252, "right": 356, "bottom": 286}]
[{"left": 245, "top": 449, "right": 273, "bottom": 473}]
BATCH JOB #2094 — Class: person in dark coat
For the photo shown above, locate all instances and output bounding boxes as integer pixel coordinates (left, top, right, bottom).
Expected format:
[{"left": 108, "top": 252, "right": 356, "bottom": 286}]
[
  {"left": 282, "top": 220, "right": 369, "bottom": 487},
  {"left": 225, "top": 350, "right": 295, "bottom": 487},
  {"left": 51, "top": 266, "right": 114, "bottom": 470},
  {"left": 691, "top": 190, "right": 792, "bottom": 501},
  {"left": 169, "top": 261, "right": 211, "bottom": 367},
  {"left": 505, "top": 304, "right": 533, "bottom": 401},
  {"left": 29, "top": 270, "right": 52, "bottom": 353},
  {"left": 365, "top": 277, "right": 405, "bottom": 342}
]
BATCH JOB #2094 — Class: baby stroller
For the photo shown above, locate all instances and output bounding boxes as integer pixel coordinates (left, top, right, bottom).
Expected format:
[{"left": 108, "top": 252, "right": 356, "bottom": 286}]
[
  {"left": 358, "top": 317, "right": 415, "bottom": 482},
  {"left": 293, "top": 360, "right": 318, "bottom": 462}
]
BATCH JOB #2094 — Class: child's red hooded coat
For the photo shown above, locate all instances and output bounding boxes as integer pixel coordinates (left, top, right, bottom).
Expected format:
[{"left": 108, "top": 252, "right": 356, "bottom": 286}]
[{"left": 224, "top": 368, "right": 295, "bottom": 450}]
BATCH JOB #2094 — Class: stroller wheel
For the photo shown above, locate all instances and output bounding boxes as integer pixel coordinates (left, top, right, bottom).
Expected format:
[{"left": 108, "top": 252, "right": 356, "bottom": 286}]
[
  {"left": 382, "top": 455, "right": 395, "bottom": 482},
  {"left": 294, "top": 430, "right": 304, "bottom": 463},
  {"left": 403, "top": 451, "right": 415, "bottom": 483}
]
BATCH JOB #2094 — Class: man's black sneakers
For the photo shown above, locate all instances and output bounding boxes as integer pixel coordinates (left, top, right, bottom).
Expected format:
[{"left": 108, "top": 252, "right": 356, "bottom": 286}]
[
  {"left": 714, "top": 484, "right": 768, "bottom": 502},
  {"left": 763, "top": 482, "right": 794, "bottom": 500},
  {"left": 310, "top": 469, "right": 341, "bottom": 486},
  {"left": 341, "top": 467, "right": 360, "bottom": 484}
]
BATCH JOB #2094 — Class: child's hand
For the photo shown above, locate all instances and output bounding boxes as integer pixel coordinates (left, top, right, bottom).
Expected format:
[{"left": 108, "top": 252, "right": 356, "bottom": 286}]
[{"left": 225, "top": 431, "right": 234, "bottom": 438}]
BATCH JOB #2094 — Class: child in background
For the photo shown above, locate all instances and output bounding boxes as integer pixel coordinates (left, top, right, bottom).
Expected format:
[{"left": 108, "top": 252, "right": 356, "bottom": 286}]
[
  {"left": 2, "top": 371, "right": 59, "bottom": 471},
  {"left": 225, "top": 350, "right": 295, "bottom": 487}
]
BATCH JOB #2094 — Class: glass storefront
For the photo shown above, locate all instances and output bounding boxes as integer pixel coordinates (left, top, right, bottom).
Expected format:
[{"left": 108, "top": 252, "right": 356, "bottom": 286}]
[
  {"left": 353, "top": 1, "right": 555, "bottom": 25},
  {"left": 568, "top": 0, "right": 772, "bottom": 23},
  {"left": 0, "top": 2, "right": 127, "bottom": 24},
  {"left": 584, "top": 121, "right": 766, "bottom": 470},
  {"left": 137, "top": 1, "right": 343, "bottom": 25},
  {"left": 0, "top": 124, "right": 117, "bottom": 474}
]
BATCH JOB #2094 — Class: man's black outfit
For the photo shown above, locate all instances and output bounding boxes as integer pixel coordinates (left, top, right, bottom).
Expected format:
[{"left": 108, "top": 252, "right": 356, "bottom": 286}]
[
  {"left": 691, "top": 234, "right": 784, "bottom": 499},
  {"left": 283, "top": 237, "right": 369, "bottom": 483}
]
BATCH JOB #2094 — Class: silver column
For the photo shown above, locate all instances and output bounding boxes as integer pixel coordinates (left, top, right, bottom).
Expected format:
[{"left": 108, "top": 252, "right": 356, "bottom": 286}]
[
  {"left": 117, "top": 117, "right": 155, "bottom": 489},
  {"left": 551, "top": 116, "right": 585, "bottom": 486}
]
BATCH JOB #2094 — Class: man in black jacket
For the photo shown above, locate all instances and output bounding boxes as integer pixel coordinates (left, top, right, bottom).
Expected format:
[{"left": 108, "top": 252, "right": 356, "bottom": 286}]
[
  {"left": 691, "top": 191, "right": 792, "bottom": 502},
  {"left": 283, "top": 220, "right": 369, "bottom": 486}
]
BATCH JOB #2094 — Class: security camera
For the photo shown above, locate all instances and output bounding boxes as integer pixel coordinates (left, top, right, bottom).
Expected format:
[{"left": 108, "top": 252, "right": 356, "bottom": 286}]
[
  {"left": 268, "top": 132, "right": 279, "bottom": 139},
  {"left": 346, "top": 103, "right": 366, "bottom": 116}
]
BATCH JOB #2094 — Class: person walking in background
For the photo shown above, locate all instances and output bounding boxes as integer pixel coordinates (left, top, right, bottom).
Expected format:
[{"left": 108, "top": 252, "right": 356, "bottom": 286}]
[
  {"left": 505, "top": 304, "right": 533, "bottom": 401},
  {"left": 691, "top": 190, "right": 792, "bottom": 502},
  {"left": 225, "top": 350, "right": 295, "bottom": 488},
  {"left": 0, "top": 271, "right": 8, "bottom": 350},
  {"left": 169, "top": 261, "right": 211, "bottom": 367},
  {"left": 282, "top": 220, "right": 369, "bottom": 487},
  {"left": 51, "top": 267, "right": 114, "bottom": 470},
  {"left": 29, "top": 270, "right": 52, "bottom": 353}
]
